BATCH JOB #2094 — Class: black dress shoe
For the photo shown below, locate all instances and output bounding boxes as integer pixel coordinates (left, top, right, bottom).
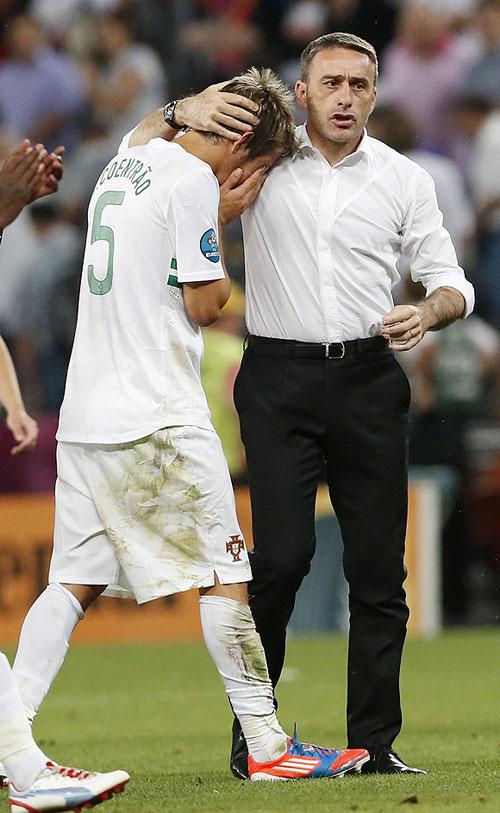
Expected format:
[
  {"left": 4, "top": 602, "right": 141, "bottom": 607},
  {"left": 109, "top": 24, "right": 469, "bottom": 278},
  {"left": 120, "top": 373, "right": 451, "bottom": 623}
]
[
  {"left": 361, "top": 746, "right": 427, "bottom": 775},
  {"left": 230, "top": 717, "right": 249, "bottom": 779}
]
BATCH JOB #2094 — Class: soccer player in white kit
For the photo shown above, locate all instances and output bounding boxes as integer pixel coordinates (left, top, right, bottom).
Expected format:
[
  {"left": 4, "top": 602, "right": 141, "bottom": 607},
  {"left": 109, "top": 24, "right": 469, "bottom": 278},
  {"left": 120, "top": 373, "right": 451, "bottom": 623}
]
[{"left": 10, "top": 69, "right": 369, "bottom": 781}]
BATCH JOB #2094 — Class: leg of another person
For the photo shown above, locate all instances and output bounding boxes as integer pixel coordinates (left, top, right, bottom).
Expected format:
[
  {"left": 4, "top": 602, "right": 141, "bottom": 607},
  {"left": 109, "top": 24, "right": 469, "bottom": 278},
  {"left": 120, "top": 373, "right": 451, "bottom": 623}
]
[
  {"left": 234, "top": 350, "right": 325, "bottom": 686},
  {"left": 325, "top": 352, "right": 410, "bottom": 750}
]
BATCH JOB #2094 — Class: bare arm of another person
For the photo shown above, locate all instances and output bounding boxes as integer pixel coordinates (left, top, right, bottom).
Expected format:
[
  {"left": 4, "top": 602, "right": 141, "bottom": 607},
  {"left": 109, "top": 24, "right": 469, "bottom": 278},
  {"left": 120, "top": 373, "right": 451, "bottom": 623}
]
[{"left": 0, "top": 336, "right": 38, "bottom": 455}]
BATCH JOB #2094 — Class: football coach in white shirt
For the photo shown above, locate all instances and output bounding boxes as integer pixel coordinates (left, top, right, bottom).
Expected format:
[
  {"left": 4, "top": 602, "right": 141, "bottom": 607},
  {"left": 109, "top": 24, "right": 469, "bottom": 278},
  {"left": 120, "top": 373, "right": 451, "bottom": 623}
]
[
  {"left": 228, "top": 31, "right": 474, "bottom": 778},
  {"left": 126, "top": 32, "right": 474, "bottom": 777}
]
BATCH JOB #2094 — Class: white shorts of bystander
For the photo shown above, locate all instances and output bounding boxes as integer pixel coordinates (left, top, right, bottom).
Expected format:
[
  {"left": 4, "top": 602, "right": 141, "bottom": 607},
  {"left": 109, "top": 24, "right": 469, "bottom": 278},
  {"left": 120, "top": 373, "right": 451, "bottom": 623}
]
[{"left": 49, "top": 426, "right": 251, "bottom": 603}]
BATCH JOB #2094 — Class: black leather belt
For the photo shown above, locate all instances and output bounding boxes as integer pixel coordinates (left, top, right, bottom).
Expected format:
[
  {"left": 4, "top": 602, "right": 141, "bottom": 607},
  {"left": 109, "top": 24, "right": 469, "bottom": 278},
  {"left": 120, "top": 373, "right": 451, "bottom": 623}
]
[{"left": 246, "top": 334, "right": 388, "bottom": 359}]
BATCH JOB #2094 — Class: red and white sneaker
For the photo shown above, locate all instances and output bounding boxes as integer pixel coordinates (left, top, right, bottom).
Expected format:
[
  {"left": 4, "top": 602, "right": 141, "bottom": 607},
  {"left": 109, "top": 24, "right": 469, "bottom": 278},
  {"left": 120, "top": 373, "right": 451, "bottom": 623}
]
[
  {"left": 248, "top": 730, "right": 369, "bottom": 781},
  {"left": 8, "top": 761, "right": 129, "bottom": 812}
]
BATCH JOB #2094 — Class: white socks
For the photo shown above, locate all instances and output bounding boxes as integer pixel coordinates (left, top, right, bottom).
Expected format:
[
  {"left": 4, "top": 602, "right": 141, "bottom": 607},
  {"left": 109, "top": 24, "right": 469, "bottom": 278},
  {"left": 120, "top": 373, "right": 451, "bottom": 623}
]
[
  {"left": 9, "top": 588, "right": 287, "bottom": 769},
  {"left": 0, "top": 653, "right": 46, "bottom": 790},
  {"left": 13, "top": 584, "right": 84, "bottom": 720},
  {"left": 199, "top": 596, "right": 287, "bottom": 762}
]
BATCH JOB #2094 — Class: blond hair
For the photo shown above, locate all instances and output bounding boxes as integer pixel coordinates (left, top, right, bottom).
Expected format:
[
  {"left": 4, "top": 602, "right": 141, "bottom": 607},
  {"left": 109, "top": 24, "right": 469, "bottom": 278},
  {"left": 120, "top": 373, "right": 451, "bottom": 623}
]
[
  {"left": 219, "top": 67, "right": 297, "bottom": 158},
  {"left": 300, "top": 32, "right": 378, "bottom": 85}
]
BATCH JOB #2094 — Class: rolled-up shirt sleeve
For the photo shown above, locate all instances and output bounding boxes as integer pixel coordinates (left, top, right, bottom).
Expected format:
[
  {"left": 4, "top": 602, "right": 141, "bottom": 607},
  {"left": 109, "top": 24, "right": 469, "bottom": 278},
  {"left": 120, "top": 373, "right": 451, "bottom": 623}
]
[{"left": 402, "top": 166, "right": 475, "bottom": 317}]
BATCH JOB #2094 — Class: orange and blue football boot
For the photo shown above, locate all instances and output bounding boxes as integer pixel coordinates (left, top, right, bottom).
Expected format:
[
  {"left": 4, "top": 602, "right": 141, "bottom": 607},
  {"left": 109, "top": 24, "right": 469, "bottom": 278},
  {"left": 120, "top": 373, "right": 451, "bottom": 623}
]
[{"left": 248, "top": 727, "right": 370, "bottom": 781}]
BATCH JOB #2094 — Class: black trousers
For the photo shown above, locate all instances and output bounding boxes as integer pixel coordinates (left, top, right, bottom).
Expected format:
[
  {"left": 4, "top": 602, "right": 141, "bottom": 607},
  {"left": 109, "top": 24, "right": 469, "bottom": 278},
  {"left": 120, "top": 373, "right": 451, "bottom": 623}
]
[{"left": 234, "top": 337, "right": 411, "bottom": 749}]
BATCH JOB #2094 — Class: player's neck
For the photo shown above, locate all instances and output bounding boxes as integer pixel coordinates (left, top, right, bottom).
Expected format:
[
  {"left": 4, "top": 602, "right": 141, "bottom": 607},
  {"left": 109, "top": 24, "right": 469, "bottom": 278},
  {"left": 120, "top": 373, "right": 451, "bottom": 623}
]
[{"left": 174, "top": 131, "right": 227, "bottom": 175}]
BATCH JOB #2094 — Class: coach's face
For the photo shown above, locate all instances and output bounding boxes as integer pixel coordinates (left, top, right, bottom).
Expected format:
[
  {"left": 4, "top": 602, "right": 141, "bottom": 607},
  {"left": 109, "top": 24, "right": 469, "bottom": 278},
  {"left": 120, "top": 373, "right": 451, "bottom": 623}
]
[{"left": 296, "top": 47, "right": 376, "bottom": 152}]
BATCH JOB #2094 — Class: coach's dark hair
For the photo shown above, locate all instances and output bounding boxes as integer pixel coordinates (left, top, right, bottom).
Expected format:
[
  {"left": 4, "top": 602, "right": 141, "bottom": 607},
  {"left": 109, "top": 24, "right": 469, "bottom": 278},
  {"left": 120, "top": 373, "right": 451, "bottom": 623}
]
[
  {"left": 300, "top": 33, "right": 378, "bottom": 85},
  {"left": 205, "top": 67, "right": 297, "bottom": 158}
]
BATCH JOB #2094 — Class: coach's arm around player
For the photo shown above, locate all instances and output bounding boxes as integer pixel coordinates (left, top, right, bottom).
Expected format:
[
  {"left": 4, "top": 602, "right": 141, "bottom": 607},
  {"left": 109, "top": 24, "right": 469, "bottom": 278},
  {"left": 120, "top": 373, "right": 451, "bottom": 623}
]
[
  {"left": 126, "top": 83, "right": 268, "bottom": 325},
  {"left": 127, "top": 83, "right": 268, "bottom": 223}
]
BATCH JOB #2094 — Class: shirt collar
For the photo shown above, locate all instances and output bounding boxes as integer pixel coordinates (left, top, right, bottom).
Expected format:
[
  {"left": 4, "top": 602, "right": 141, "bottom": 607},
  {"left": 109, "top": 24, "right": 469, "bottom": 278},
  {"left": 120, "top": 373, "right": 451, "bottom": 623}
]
[{"left": 294, "top": 123, "right": 373, "bottom": 165}]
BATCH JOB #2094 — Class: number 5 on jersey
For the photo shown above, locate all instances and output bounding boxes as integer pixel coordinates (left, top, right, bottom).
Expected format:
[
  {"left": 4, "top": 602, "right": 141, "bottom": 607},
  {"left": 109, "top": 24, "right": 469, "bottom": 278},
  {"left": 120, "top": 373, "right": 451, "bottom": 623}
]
[{"left": 87, "top": 191, "right": 125, "bottom": 295}]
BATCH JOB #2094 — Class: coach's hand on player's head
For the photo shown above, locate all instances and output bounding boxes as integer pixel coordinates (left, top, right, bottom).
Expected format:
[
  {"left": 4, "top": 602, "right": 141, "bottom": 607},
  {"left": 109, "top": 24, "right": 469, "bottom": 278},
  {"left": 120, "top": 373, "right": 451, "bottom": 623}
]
[
  {"left": 6, "top": 406, "right": 39, "bottom": 456},
  {"left": 219, "top": 166, "right": 267, "bottom": 224},
  {"left": 176, "top": 82, "right": 260, "bottom": 141}
]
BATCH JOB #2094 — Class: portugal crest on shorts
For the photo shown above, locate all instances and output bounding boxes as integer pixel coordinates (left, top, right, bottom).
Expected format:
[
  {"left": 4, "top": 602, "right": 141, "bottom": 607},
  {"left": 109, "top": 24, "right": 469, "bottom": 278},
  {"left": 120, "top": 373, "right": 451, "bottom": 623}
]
[{"left": 226, "top": 534, "right": 245, "bottom": 562}]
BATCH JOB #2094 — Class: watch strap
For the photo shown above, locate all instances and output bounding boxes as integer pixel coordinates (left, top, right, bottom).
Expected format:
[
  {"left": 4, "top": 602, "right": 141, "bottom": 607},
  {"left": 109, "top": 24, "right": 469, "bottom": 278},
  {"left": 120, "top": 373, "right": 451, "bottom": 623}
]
[{"left": 163, "top": 101, "right": 182, "bottom": 130}]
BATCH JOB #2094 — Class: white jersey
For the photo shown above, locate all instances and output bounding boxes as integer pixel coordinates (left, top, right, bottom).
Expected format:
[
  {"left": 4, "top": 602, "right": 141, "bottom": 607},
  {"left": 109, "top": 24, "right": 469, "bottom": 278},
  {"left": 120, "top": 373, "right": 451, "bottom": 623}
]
[{"left": 57, "top": 138, "right": 224, "bottom": 443}]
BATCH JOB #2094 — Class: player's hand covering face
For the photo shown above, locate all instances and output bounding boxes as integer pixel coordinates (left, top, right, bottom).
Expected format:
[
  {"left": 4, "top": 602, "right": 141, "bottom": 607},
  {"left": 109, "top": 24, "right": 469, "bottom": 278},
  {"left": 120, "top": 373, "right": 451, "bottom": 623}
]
[
  {"left": 218, "top": 142, "right": 285, "bottom": 224},
  {"left": 219, "top": 166, "right": 268, "bottom": 224}
]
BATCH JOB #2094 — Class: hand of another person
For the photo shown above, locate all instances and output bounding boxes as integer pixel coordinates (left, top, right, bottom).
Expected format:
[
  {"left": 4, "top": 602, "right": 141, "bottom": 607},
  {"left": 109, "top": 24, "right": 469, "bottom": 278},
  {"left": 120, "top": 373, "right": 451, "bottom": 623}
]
[
  {"left": 32, "top": 145, "right": 64, "bottom": 201},
  {"left": 381, "top": 304, "right": 425, "bottom": 351},
  {"left": 219, "top": 167, "right": 267, "bottom": 224},
  {"left": 0, "top": 140, "right": 44, "bottom": 228},
  {"left": 6, "top": 407, "right": 39, "bottom": 456},
  {"left": 176, "top": 83, "right": 260, "bottom": 140}
]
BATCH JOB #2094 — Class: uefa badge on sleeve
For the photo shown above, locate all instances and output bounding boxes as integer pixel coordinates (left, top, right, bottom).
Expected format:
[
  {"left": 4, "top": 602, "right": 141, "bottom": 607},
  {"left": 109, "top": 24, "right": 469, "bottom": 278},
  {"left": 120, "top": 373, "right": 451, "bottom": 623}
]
[{"left": 200, "top": 228, "right": 221, "bottom": 263}]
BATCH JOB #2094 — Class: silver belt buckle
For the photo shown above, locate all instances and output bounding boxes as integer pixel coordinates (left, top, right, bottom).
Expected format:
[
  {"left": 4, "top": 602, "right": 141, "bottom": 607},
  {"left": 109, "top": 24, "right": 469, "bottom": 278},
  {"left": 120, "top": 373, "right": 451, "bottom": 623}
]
[{"left": 323, "top": 341, "right": 345, "bottom": 359}]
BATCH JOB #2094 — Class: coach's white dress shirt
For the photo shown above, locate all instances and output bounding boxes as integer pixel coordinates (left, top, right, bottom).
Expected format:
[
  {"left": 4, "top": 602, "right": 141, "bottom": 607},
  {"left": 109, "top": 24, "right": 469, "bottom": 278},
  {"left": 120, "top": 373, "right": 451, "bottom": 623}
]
[{"left": 241, "top": 124, "right": 474, "bottom": 343}]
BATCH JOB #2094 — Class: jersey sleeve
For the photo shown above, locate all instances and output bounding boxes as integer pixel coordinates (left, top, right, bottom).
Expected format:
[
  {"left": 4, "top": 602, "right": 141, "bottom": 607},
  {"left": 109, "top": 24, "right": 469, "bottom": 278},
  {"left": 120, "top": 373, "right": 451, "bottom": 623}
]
[
  {"left": 117, "top": 129, "right": 135, "bottom": 153},
  {"left": 168, "top": 168, "right": 225, "bottom": 284}
]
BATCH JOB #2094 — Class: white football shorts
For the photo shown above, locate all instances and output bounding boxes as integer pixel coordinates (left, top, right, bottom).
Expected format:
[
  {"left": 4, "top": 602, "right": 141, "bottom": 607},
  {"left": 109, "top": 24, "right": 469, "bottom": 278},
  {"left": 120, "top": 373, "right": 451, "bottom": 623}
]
[{"left": 49, "top": 426, "right": 251, "bottom": 603}]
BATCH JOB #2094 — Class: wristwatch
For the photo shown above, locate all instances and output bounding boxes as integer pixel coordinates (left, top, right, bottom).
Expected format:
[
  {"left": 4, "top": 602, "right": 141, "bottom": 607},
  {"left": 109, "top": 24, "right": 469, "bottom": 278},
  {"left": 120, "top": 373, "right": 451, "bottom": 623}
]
[{"left": 163, "top": 100, "right": 182, "bottom": 130}]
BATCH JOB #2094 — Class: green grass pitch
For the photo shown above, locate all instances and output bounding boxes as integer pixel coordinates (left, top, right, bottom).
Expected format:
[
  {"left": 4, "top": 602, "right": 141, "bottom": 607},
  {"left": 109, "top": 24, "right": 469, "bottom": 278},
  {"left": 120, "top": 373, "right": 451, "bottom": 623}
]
[{"left": 7, "top": 629, "right": 500, "bottom": 812}]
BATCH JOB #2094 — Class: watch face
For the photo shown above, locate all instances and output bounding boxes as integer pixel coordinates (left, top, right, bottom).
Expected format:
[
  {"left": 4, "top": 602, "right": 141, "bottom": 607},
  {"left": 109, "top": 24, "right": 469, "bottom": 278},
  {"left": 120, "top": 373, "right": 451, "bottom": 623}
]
[{"left": 164, "top": 102, "right": 178, "bottom": 127}]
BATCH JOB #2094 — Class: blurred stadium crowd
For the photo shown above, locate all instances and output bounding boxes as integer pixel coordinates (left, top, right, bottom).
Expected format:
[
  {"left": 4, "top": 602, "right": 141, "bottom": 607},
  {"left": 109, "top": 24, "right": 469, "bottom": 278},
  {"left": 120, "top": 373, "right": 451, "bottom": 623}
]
[{"left": 0, "top": 0, "right": 499, "bottom": 625}]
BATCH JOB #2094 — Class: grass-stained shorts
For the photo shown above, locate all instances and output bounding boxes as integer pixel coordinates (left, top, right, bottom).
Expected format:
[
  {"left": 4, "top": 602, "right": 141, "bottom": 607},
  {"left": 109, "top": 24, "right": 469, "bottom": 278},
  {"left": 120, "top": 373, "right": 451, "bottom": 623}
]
[{"left": 50, "top": 426, "right": 251, "bottom": 603}]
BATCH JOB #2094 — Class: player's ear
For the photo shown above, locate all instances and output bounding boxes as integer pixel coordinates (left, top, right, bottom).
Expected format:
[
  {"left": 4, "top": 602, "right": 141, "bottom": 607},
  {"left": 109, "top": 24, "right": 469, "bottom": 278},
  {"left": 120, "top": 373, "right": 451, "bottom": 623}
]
[{"left": 231, "top": 131, "right": 254, "bottom": 154}]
